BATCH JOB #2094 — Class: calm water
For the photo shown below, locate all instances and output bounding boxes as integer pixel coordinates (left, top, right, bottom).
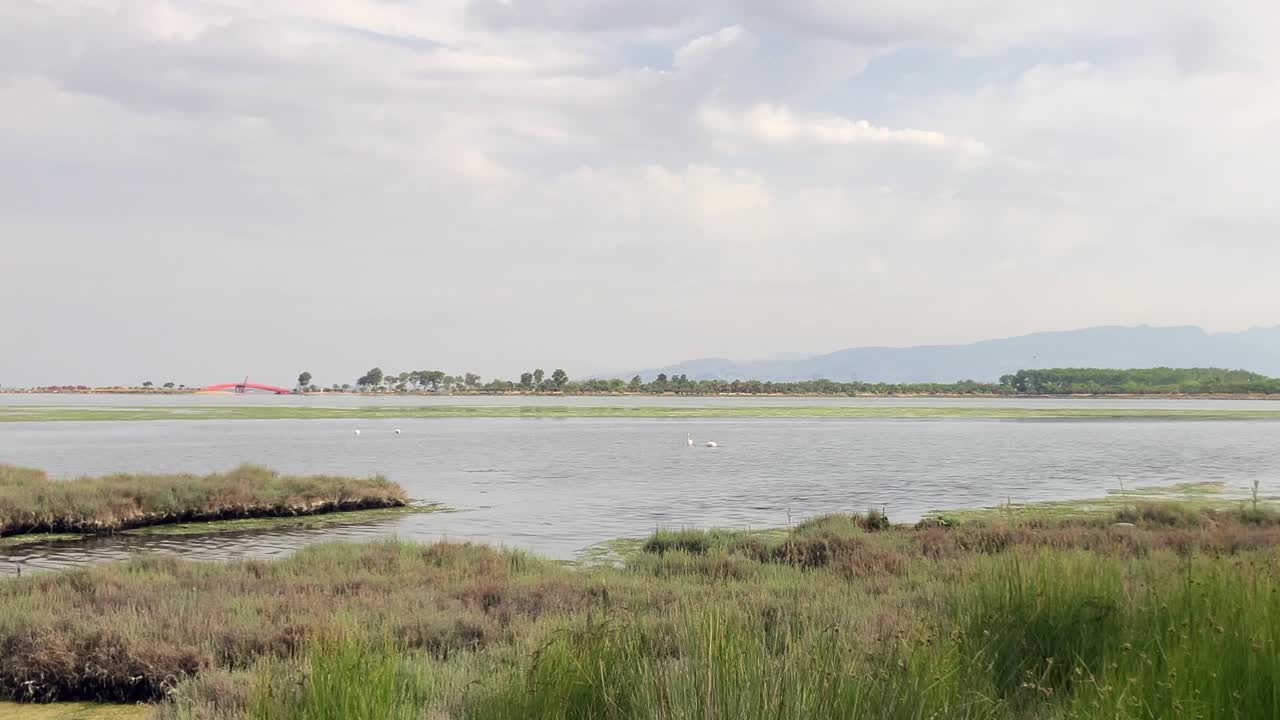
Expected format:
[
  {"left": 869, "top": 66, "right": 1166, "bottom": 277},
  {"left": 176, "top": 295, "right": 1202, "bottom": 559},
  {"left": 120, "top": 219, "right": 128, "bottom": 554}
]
[
  {"left": 2, "top": 395, "right": 1279, "bottom": 574},
  {"left": 4, "top": 392, "right": 1279, "bottom": 409}
]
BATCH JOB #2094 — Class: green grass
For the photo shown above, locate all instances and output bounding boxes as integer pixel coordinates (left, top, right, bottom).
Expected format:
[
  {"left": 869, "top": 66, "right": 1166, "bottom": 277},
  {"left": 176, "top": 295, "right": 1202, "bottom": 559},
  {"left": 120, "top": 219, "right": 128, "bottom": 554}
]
[
  {"left": 5, "top": 404, "right": 1280, "bottom": 423},
  {"left": 247, "top": 636, "right": 433, "bottom": 720},
  {"left": 952, "top": 552, "right": 1280, "bottom": 719},
  {"left": 0, "top": 465, "right": 408, "bottom": 538}
]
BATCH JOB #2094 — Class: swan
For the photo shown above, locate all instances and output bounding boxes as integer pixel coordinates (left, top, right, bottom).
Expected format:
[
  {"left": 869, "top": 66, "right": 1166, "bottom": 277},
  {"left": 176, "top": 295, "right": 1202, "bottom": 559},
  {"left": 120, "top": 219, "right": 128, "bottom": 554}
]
[
  {"left": 687, "top": 433, "right": 694, "bottom": 447},
  {"left": 704, "top": 441, "right": 718, "bottom": 448}
]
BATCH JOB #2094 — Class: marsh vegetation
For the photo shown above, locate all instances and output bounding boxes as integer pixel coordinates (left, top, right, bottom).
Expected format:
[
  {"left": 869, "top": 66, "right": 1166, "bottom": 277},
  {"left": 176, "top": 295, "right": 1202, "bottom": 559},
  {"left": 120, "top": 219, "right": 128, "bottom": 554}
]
[
  {"left": 1, "top": 500, "right": 1278, "bottom": 718},
  {"left": 0, "top": 465, "right": 407, "bottom": 539}
]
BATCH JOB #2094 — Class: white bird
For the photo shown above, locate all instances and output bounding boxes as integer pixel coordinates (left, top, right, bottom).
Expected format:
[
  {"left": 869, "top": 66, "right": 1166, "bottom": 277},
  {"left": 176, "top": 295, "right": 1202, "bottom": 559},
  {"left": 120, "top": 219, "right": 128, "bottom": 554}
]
[
  {"left": 687, "top": 433, "right": 694, "bottom": 447},
  {"left": 353, "top": 429, "right": 361, "bottom": 436},
  {"left": 395, "top": 428, "right": 402, "bottom": 435},
  {"left": 704, "top": 441, "right": 718, "bottom": 448}
]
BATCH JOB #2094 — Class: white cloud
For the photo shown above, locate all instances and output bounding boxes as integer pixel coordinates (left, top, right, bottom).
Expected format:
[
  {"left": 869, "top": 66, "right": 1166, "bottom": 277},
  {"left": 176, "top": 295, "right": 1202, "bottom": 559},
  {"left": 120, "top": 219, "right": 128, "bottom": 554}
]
[
  {"left": 698, "top": 102, "right": 987, "bottom": 158},
  {"left": 673, "top": 25, "right": 751, "bottom": 69}
]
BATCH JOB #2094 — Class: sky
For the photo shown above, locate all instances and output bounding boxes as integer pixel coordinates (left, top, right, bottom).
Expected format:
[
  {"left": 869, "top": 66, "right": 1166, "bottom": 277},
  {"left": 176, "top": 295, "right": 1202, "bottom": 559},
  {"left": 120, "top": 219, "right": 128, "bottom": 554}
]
[{"left": 3, "top": 0, "right": 1280, "bottom": 387}]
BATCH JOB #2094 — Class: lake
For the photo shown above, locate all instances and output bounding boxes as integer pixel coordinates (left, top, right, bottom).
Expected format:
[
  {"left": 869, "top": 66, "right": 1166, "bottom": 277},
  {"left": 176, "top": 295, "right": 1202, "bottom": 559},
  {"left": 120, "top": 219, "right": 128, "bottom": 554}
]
[{"left": 2, "top": 394, "right": 1278, "bottom": 573}]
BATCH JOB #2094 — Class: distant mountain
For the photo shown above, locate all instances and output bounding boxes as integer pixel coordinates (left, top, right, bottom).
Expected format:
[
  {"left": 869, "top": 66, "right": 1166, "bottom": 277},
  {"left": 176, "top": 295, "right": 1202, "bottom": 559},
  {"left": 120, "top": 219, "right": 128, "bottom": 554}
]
[{"left": 620, "top": 325, "right": 1280, "bottom": 383}]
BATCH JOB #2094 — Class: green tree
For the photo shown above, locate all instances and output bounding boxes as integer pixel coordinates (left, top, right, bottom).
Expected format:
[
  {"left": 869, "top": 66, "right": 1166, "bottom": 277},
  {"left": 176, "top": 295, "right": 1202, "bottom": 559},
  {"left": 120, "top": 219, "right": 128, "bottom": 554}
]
[
  {"left": 162, "top": 382, "right": 175, "bottom": 389},
  {"left": 142, "top": 381, "right": 153, "bottom": 388},
  {"left": 297, "top": 371, "right": 312, "bottom": 389},
  {"left": 629, "top": 375, "right": 643, "bottom": 392},
  {"left": 357, "top": 367, "right": 384, "bottom": 389},
  {"left": 464, "top": 373, "right": 482, "bottom": 388},
  {"left": 533, "top": 369, "right": 545, "bottom": 387},
  {"left": 519, "top": 372, "right": 534, "bottom": 389},
  {"left": 550, "top": 369, "right": 569, "bottom": 389}
]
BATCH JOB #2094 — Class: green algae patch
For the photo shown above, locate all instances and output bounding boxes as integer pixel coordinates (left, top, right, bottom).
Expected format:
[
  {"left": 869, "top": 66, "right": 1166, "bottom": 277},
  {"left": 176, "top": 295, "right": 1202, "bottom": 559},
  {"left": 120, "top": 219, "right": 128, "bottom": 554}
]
[
  {"left": 0, "top": 702, "right": 147, "bottom": 719},
  {"left": 6, "top": 404, "right": 1280, "bottom": 423},
  {"left": 927, "top": 480, "right": 1264, "bottom": 525},
  {"left": 572, "top": 536, "right": 648, "bottom": 567},
  {"left": 575, "top": 527, "right": 790, "bottom": 567},
  {"left": 119, "top": 501, "right": 450, "bottom": 538},
  {"left": 0, "top": 533, "right": 87, "bottom": 549}
]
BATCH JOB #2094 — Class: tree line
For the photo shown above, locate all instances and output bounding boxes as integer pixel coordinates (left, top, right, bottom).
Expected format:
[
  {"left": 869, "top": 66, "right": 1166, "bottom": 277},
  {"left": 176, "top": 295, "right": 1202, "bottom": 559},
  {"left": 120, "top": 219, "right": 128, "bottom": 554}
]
[
  {"left": 289, "top": 366, "right": 1280, "bottom": 396},
  {"left": 296, "top": 367, "right": 570, "bottom": 394},
  {"left": 998, "top": 367, "right": 1280, "bottom": 395}
]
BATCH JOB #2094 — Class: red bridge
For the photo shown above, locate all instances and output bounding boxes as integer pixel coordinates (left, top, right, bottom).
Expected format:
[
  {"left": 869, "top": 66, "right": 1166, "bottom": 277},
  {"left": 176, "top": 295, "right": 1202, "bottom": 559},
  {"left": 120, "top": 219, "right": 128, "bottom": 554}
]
[{"left": 201, "top": 381, "right": 293, "bottom": 395}]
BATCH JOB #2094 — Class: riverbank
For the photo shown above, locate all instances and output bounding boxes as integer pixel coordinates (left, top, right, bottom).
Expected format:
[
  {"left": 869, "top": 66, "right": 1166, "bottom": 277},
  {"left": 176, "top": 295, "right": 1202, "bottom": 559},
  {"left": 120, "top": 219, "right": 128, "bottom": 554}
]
[
  {"left": 0, "top": 465, "right": 408, "bottom": 540},
  {"left": 1, "top": 495, "right": 1277, "bottom": 718},
  {"left": 6, "top": 404, "right": 1280, "bottom": 423}
]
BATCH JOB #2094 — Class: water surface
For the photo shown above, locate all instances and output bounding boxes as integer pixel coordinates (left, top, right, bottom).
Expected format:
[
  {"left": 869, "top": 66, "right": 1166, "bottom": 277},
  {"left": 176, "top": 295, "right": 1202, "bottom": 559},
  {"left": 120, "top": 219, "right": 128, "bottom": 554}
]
[{"left": 3, "top": 399, "right": 1277, "bottom": 573}]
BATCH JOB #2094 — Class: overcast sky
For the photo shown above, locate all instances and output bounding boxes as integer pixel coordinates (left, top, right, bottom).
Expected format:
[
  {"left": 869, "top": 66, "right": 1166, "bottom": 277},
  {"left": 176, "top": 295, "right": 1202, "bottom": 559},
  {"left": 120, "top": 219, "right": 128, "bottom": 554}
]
[{"left": 3, "top": 1, "right": 1279, "bottom": 387}]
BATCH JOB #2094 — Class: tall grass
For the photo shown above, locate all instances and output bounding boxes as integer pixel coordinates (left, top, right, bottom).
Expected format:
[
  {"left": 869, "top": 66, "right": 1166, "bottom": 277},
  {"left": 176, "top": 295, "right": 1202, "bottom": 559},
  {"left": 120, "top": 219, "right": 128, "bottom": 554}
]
[
  {"left": 956, "top": 553, "right": 1128, "bottom": 703},
  {"left": 954, "top": 552, "right": 1280, "bottom": 718},
  {"left": 462, "top": 606, "right": 1005, "bottom": 720},
  {"left": 1065, "top": 557, "right": 1280, "bottom": 718},
  {"left": 0, "top": 464, "right": 406, "bottom": 536},
  {"left": 248, "top": 636, "right": 432, "bottom": 720}
]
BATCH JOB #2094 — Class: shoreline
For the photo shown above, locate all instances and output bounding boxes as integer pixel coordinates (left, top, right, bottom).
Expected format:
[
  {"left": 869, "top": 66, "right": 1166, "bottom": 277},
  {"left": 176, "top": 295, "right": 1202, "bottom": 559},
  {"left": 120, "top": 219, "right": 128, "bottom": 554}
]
[
  {"left": 0, "top": 502, "right": 445, "bottom": 551},
  {"left": 0, "top": 499, "right": 417, "bottom": 549}
]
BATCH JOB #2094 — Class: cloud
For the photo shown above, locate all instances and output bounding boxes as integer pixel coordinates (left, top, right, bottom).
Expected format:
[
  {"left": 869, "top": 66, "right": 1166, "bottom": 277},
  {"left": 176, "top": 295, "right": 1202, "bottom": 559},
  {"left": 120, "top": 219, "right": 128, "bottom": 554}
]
[
  {"left": 465, "top": 0, "right": 695, "bottom": 32},
  {"left": 2, "top": 0, "right": 1280, "bottom": 386},
  {"left": 673, "top": 25, "right": 752, "bottom": 69},
  {"left": 698, "top": 102, "right": 987, "bottom": 158}
]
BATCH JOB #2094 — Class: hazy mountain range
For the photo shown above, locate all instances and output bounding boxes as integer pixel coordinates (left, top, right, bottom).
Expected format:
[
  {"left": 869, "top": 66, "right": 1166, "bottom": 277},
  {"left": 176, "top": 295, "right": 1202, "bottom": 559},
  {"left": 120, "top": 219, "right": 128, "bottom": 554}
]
[{"left": 619, "top": 326, "right": 1280, "bottom": 384}]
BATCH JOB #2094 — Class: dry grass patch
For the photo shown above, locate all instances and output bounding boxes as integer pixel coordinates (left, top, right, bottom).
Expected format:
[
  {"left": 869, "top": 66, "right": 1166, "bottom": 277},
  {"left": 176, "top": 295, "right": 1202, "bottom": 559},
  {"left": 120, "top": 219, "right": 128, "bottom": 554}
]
[{"left": 0, "top": 465, "right": 407, "bottom": 537}]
